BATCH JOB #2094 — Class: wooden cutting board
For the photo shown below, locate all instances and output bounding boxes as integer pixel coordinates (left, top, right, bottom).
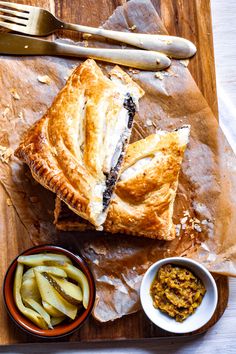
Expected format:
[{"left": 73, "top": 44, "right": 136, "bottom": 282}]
[{"left": 0, "top": 0, "right": 228, "bottom": 345}]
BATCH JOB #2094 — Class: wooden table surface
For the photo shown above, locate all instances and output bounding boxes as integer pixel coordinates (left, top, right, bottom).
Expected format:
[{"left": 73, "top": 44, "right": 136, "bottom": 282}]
[{"left": 1, "top": 0, "right": 235, "bottom": 352}]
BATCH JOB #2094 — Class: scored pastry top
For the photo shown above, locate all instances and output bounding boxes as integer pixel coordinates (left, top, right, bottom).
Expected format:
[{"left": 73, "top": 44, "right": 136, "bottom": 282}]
[
  {"left": 15, "top": 59, "right": 144, "bottom": 228},
  {"left": 105, "top": 126, "right": 190, "bottom": 240}
]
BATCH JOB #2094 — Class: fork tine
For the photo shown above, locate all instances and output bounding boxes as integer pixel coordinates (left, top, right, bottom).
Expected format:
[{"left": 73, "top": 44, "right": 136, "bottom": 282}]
[
  {"left": 0, "top": 20, "right": 28, "bottom": 32},
  {"left": 0, "top": 1, "right": 31, "bottom": 12},
  {"left": 0, "top": 7, "right": 29, "bottom": 19},
  {"left": 0, "top": 14, "right": 27, "bottom": 25}
]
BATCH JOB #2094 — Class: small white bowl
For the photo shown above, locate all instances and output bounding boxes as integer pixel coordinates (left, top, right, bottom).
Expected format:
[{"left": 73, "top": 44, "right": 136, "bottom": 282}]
[{"left": 140, "top": 257, "right": 218, "bottom": 334}]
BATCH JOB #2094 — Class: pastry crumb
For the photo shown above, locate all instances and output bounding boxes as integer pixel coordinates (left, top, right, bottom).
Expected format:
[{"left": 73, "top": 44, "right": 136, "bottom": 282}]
[
  {"left": 183, "top": 210, "right": 190, "bottom": 217},
  {"left": 82, "top": 33, "right": 92, "bottom": 40},
  {"left": 0, "top": 146, "right": 13, "bottom": 164},
  {"left": 180, "top": 59, "right": 189, "bottom": 67},
  {"left": 146, "top": 119, "right": 153, "bottom": 126},
  {"left": 177, "top": 212, "right": 205, "bottom": 238},
  {"left": 194, "top": 224, "right": 202, "bottom": 233},
  {"left": 83, "top": 40, "right": 89, "bottom": 47},
  {"left": 152, "top": 122, "right": 157, "bottom": 128},
  {"left": 175, "top": 224, "right": 181, "bottom": 236},
  {"left": 24, "top": 45, "right": 29, "bottom": 49},
  {"left": 180, "top": 216, "right": 188, "bottom": 224},
  {"left": 37, "top": 75, "right": 51, "bottom": 85},
  {"left": 10, "top": 89, "right": 20, "bottom": 100},
  {"left": 2, "top": 106, "right": 10, "bottom": 118},
  {"left": 6, "top": 198, "right": 13, "bottom": 206},
  {"left": 128, "top": 68, "right": 140, "bottom": 74},
  {"left": 155, "top": 72, "right": 164, "bottom": 80},
  {"left": 18, "top": 111, "right": 23, "bottom": 119},
  {"left": 194, "top": 218, "right": 201, "bottom": 224},
  {"left": 129, "top": 25, "right": 136, "bottom": 31}
]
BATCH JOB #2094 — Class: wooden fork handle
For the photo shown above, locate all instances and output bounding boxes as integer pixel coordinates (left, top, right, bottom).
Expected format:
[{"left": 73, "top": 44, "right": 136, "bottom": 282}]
[
  {"left": 56, "top": 43, "right": 171, "bottom": 71},
  {"left": 62, "top": 23, "right": 196, "bottom": 59}
]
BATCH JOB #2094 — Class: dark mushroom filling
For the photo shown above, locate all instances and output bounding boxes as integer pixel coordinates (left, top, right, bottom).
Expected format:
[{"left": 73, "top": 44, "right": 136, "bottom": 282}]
[{"left": 102, "top": 93, "right": 136, "bottom": 211}]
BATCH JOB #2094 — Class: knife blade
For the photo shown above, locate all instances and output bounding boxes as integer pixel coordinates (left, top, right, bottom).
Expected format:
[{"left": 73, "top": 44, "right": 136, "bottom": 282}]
[
  {"left": 0, "top": 33, "right": 171, "bottom": 71},
  {"left": 0, "top": 33, "right": 58, "bottom": 55}
]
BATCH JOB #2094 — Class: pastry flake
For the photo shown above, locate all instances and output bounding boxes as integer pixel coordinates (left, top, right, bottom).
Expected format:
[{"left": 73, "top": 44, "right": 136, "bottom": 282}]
[{"left": 15, "top": 59, "right": 144, "bottom": 229}]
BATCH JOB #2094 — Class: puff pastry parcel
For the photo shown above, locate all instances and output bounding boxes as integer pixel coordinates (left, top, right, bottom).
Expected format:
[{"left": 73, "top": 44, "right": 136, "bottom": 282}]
[
  {"left": 15, "top": 59, "right": 144, "bottom": 229},
  {"left": 54, "top": 126, "right": 190, "bottom": 240}
]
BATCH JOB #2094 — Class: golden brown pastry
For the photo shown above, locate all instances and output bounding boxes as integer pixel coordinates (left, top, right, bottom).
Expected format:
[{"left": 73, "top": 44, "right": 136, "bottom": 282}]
[
  {"left": 54, "top": 126, "right": 190, "bottom": 240},
  {"left": 15, "top": 59, "right": 144, "bottom": 229}
]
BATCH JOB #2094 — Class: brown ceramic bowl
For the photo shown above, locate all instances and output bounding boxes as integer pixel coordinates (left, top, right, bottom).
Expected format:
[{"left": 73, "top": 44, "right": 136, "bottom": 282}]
[{"left": 3, "top": 244, "right": 96, "bottom": 338}]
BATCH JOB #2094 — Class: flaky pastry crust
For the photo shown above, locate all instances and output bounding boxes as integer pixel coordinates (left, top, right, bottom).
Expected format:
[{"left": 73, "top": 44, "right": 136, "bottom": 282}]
[
  {"left": 15, "top": 59, "right": 144, "bottom": 228},
  {"left": 54, "top": 126, "right": 190, "bottom": 240}
]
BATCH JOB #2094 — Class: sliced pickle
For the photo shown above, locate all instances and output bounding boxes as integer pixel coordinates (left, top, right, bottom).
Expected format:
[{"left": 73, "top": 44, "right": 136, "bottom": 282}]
[
  {"left": 51, "top": 316, "right": 66, "bottom": 327},
  {"left": 13, "top": 263, "right": 47, "bottom": 329},
  {"left": 21, "top": 277, "right": 41, "bottom": 303},
  {"left": 22, "top": 266, "right": 67, "bottom": 281},
  {"left": 42, "top": 261, "right": 90, "bottom": 309},
  {"left": 43, "top": 273, "right": 83, "bottom": 306},
  {"left": 43, "top": 260, "right": 67, "bottom": 267},
  {"left": 18, "top": 253, "right": 72, "bottom": 267},
  {"left": 24, "top": 298, "right": 52, "bottom": 329},
  {"left": 34, "top": 271, "right": 78, "bottom": 320},
  {"left": 42, "top": 301, "right": 64, "bottom": 317},
  {"left": 62, "top": 264, "right": 90, "bottom": 309}
]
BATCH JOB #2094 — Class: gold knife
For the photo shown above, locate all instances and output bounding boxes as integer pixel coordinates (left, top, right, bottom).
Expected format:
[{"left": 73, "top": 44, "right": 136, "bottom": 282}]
[{"left": 0, "top": 33, "right": 171, "bottom": 71}]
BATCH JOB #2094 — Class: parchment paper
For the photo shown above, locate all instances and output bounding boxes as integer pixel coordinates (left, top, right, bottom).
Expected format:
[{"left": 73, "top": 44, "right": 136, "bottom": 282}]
[{"left": 1, "top": 0, "right": 236, "bottom": 322}]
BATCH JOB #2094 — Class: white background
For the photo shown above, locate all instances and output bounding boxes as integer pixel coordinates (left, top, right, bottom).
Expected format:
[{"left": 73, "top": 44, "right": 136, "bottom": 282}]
[{"left": 1, "top": 0, "right": 236, "bottom": 352}]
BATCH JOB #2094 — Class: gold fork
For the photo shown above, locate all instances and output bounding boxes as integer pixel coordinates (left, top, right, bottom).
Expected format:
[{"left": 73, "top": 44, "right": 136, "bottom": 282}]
[{"left": 0, "top": 1, "right": 196, "bottom": 59}]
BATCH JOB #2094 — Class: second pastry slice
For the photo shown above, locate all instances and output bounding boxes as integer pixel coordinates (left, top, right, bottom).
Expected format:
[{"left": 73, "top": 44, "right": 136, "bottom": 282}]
[{"left": 15, "top": 59, "right": 144, "bottom": 228}]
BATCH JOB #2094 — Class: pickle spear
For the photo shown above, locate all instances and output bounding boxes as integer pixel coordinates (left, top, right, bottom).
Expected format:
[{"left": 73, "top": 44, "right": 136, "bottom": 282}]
[
  {"left": 18, "top": 253, "right": 72, "bottom": 267},
  {"left": 23, "top": 266, "right": 67, "bottom": 281},
  {"left": 61, "top": 264, "right": 90, "bottom": 309},
  {"left": 13, "top": 263, "right": 47, "bottom": 329},
  {"left": 42, "top": 301, "right": 64, "bottom": 317},
  {"left": 34, "top": 271, "right": 78, "bottom": 319},
  {"left": 51, "top": 316, "right": 66, "bottom": 326},
  {"left": 42, "top": 273, "right": 83, "bottom": 306},
  {"left": 21, "top": 277, "right": 41, "bottom": 303},
  {"left": 24, "top": 298, "right": 52, "bottom": 329},
  {"left": 42, "top": 261, "right": 90, "bottom": 309}
]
